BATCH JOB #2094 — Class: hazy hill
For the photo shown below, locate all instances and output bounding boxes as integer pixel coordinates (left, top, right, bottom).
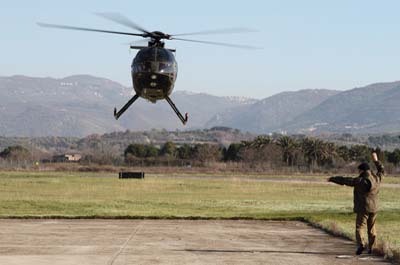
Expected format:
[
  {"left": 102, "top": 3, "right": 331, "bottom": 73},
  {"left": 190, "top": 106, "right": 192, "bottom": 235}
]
[
  {"left": 1, "top": 75, "right": 399, "bottom": 136},
  {"left": 116, "top": 91, "right": 257, "bottom": 131},
  {"left": 0, "top": 75, "right": 255, "bottom": 136},
  {"left": 283, "top": 81, "right": 400, "bottom": 134},
  {"left": 0, "top": 75, "right": 127, "bottom": 136},
  {"left": 206, "top": 89, "right": 339, "bottom": 133}
]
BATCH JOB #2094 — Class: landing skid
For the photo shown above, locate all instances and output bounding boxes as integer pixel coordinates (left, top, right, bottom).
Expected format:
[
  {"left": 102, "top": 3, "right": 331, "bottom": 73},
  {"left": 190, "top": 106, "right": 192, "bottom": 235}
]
[
  {"left": 114, "top": 94, "right": 139, "bottom": 120},
  {"left": 166, "top": 96, "right": 188, "bottom": 125},
  {"left": 113, "top": 94, "right": 188, "bottom": 125}
]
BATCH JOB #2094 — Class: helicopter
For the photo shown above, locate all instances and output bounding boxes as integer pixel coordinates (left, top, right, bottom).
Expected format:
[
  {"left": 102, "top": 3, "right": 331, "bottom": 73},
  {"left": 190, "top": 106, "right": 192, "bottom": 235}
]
[{"left": 38, "top": 13, "right": 259, "bottom": 125}]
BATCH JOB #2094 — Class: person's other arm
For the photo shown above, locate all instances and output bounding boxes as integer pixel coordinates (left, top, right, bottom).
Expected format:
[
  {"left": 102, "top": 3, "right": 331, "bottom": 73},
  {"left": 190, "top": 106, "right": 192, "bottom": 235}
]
[{"left": 328, "top": 176, "right": 356, "bottom": 186}]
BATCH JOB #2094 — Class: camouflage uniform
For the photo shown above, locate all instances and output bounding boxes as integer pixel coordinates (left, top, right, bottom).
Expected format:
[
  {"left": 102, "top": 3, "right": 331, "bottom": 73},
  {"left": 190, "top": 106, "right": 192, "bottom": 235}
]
[{"left": 329, "top": 161, "right": 384, "bottom": 251}]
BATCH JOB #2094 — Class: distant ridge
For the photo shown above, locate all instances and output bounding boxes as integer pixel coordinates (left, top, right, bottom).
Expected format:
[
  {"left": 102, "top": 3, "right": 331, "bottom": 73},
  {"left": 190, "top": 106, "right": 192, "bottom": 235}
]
[
  {"left": 0, "top": 75, "right": 256, "bottom": 136},
  {"left": 282, "top": 81, "right": 400, "bottom": 134},
  {"left": 0, "top": 75, "right": 399, "bottom": 136},
  {"left": 206, "top": 89, "right": 340, "bottom": 133}
]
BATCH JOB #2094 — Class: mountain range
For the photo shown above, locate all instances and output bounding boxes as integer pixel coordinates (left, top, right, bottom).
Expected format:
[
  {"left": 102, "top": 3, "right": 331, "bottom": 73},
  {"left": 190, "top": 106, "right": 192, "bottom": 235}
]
[
  {"left": 0, "top": 75, "right": 399, "bottom": 136},
  {"left": 206, "top": 89, "right": 340, "bottom": 133},
  {"left": 0, "top": 75, "right": 255, "bottom": 136}
]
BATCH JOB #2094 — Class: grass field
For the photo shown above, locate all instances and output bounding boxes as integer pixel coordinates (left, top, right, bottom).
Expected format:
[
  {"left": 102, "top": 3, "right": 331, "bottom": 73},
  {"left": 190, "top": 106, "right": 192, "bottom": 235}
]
[{"left": 0, "top": 171, "right": 399, "bottom": 260}]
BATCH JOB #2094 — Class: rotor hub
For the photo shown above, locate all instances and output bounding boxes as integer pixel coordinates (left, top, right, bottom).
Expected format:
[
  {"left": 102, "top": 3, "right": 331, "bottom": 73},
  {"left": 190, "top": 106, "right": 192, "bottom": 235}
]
[{"left": 145, "top": 31, "right": 171, "bottom": 41}]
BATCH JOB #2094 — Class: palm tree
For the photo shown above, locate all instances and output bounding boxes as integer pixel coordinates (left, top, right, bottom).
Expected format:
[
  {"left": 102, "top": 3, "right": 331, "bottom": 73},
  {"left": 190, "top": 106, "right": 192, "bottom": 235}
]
[
  {"left": 276, "top": 136, "right": 298, "bottom": 166},
  {"left": 249, "top": 135, "right": 273, "bottom": 149},
  {"left": 300, "top": 138, "right": 330, "bottom": 170}
]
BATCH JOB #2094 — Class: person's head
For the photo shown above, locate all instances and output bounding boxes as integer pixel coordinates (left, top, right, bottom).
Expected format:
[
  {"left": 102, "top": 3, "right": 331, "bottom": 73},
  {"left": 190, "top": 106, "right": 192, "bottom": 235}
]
[{"left": 358, "top": 162, "right": 370, "bottom": 174}]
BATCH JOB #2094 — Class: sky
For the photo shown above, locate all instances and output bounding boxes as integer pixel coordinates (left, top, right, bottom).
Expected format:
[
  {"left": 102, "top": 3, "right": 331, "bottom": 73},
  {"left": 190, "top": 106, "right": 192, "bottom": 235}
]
[{"left": 1, "top": 0, "right": 400, "bottom": 99}]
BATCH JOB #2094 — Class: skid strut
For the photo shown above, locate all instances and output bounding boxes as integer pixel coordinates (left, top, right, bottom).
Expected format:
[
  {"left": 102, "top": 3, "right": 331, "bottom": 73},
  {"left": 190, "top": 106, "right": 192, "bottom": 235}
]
[
  {"left": 166, "top": 96, "right": 188, "bottom": 125},
  {"left": 114, "top": 94, "right": 140, "bottom": 120}
]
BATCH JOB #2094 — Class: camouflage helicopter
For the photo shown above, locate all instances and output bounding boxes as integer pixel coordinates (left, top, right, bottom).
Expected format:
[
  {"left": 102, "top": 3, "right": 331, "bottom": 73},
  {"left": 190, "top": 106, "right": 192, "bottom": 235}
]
[{"left": 38, "top": 13, "right": 258, "bottom": 125}]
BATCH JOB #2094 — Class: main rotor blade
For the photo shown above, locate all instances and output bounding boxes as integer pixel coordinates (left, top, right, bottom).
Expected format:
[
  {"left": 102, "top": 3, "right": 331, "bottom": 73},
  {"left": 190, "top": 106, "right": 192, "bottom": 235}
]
[
  {"left": 172, "top": 27, "right": 257, "bottom": 37},
  {"left": 95, "top": 12, "right": 150, "bottom": 34},
  {"left": 38, "top": 22, "right": 145, "bottom": 37},
  {"left": 171, "top": 37, "right": 262, "bottom": 50}
]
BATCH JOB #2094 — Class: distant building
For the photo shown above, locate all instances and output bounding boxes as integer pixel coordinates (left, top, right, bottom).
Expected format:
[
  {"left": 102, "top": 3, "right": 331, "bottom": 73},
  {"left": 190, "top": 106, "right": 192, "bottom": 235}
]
[{"left": 52, "top": 154, "right": 82, "bottom": 163}]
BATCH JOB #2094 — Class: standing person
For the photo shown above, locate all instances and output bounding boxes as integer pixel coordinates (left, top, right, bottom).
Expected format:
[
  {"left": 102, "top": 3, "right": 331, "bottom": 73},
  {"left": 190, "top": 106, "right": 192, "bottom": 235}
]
[{"left": 328, "top": 152, "right": 384, "bottom": 255}]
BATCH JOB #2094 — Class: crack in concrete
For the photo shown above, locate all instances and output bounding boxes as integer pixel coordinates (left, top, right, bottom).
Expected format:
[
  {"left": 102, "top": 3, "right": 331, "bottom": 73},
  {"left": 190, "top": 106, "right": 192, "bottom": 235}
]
[{"left": 107, "top": 221, "right": 143, "bottom": 265}]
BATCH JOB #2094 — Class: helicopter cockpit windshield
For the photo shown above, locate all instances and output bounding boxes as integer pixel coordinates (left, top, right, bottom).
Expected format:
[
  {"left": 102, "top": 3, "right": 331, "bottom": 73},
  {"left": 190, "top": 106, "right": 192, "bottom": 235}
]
[
  {"left": 133, "top": 61, "right": 175, "bottom": 73},
  {"left": 159, "top": 62, "right": 175, "bottom": 73},
  {"left": 132, "top": 47, "right": 177, "bottom": 75},
  {"left": 133, "top": 62, "right": 152, "bottom": 72}
]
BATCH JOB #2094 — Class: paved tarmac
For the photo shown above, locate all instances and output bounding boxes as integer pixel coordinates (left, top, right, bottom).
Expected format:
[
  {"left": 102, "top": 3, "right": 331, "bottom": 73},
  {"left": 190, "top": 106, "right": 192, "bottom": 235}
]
[{"left": 0, "top": 220, "right": 391, "bottom": 265}]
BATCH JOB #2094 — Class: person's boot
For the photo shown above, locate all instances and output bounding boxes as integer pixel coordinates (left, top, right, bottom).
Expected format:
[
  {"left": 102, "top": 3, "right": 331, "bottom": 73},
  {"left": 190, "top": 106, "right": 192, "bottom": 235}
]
[{"left": 356, "top": 245, "right": 365, "bottom": 255}]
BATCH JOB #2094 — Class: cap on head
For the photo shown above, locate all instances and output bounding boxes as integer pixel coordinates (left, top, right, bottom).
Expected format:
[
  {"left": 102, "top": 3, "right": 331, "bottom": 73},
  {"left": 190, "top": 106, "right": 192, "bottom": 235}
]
[{"left": 358, "top": 162, "right": 370, "bottom": 171}]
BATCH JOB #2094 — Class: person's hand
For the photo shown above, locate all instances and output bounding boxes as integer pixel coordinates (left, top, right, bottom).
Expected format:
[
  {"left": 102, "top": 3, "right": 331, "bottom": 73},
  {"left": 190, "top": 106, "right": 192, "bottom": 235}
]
[{"left": 372, "top": 152, "right": 378, "bottom": 162}]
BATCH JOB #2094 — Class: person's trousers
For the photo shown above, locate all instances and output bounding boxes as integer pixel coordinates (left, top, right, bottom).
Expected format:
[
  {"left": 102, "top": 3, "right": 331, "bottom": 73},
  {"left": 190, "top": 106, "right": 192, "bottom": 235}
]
[{"left": 355, "top": 211, "right": 377, "bottom": 250}]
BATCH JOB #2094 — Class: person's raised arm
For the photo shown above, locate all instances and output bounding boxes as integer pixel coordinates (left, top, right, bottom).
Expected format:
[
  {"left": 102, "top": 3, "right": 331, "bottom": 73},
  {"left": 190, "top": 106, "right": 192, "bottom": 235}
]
[{"left": 372, "top": 152, "right": 385, "bottom": 180}]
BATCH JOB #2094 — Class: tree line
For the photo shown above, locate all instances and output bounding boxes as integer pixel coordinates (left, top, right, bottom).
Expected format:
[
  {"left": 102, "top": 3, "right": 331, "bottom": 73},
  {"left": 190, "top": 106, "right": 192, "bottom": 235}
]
[
  {"left": 121, "top": 136, "right": 400, "bottom": 172},
  {"left": 1, "top": 136, "right": 400, "bottom": 172}
]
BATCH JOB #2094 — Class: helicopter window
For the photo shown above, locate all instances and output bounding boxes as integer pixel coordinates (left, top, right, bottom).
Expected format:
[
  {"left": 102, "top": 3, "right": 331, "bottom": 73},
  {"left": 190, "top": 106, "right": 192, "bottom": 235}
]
[
  {"left": 159, "top": 62, "right": 175, "bottom": 73},
  {"left": 144, "top": 62, "right": 153, "bottom": 72},
  {"left": 132, "top": 64, "right": 140, "bottom": 73},
  {"left": 133, "top": 62, "right": 153, "bottom": 72}
]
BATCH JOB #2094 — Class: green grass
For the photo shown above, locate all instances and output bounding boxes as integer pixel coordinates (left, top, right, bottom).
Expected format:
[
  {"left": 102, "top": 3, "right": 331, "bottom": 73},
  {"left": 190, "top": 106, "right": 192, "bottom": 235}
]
[{"left": 1, "top": 171, "right": 400, "bottom": 258}]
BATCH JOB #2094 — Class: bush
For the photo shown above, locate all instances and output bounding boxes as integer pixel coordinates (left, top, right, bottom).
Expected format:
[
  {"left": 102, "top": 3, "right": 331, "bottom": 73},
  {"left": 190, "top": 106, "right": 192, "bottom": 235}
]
[
  {"left": 192, "top": 144, "right": 223, "bottom": 164},
  {"left": 124, "top": 144, "right": 160, "bottom": 159},
  {"left": 160, "top": 141, "right": 177, "bottom": 157},
  {"left": 0, "top": 145, "right": 31, "bottom": 161},
  {"left": 224, "top": 143, "right": 243, "bottom": 161}
]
